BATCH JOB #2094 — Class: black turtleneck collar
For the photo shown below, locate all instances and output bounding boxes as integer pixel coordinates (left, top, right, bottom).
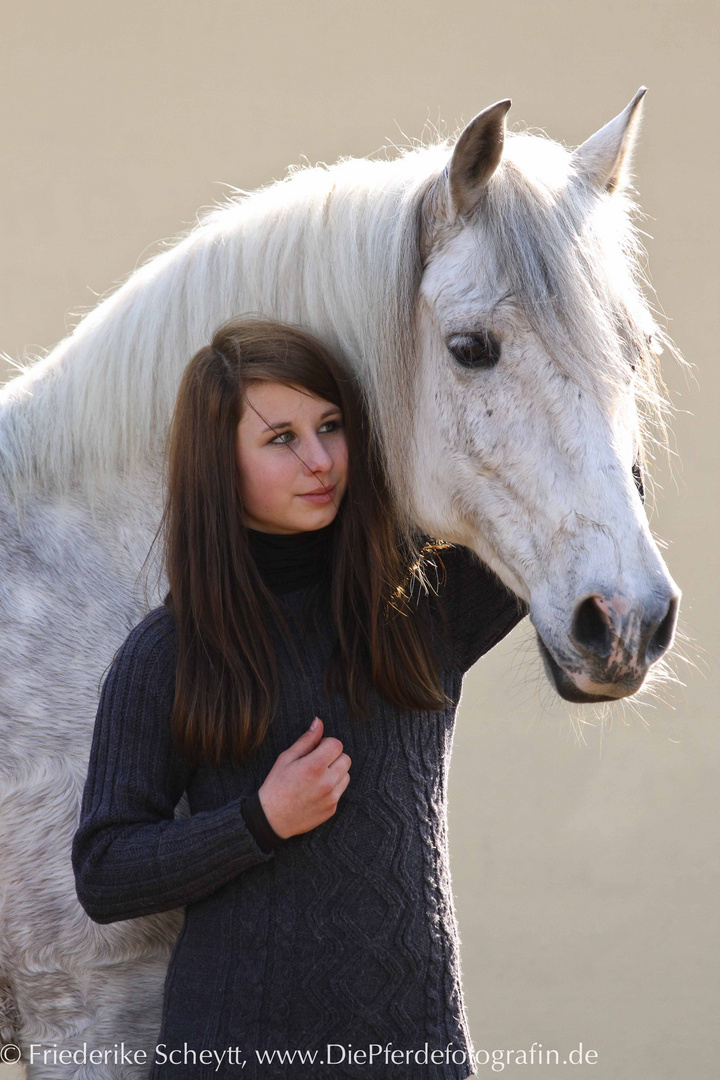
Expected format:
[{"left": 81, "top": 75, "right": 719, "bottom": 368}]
[{"left": 246, "top": 517, "right": 337, "bottom": 594}]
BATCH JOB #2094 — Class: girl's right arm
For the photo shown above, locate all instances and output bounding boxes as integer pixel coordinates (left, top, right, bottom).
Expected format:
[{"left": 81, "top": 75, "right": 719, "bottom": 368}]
[{"left": 72, "top": 613, "right": 275, "bottom": 925}]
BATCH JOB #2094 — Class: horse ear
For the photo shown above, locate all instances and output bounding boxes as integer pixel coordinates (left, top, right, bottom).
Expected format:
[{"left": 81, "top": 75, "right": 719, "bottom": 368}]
[
  {"left": 571, "top": 87, "right": 647, "bottom": 193},
  {"left": 447, "top": 99, "right": 512, "bottom": 217}
]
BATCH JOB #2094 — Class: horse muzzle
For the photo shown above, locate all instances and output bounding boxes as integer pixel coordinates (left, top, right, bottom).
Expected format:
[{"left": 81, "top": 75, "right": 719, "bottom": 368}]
[{"left": 536, "top": 587, "right": 681, "bottom": 703}]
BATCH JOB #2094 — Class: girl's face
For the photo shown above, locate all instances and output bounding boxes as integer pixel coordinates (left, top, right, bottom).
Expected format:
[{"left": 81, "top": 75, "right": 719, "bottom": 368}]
[{"left": 236, "top": 380, "right": 348, "bottom": 534}]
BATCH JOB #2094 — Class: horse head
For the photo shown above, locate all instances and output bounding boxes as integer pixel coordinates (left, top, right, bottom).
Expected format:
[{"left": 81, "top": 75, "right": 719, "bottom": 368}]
[{"left": 412, "top": 89, "right": 680, "bottom": 702}]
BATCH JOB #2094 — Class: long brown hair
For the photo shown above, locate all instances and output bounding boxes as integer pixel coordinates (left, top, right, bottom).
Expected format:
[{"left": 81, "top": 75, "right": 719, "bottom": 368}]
[{"left": 151, "top": 316, "right": 452, "bottom": 767}]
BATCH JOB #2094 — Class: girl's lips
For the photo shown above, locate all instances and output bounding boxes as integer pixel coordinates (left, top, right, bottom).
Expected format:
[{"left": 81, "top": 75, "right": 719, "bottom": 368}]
[{"left": 298, "top": 485, "right": 335, "bottom": 504}]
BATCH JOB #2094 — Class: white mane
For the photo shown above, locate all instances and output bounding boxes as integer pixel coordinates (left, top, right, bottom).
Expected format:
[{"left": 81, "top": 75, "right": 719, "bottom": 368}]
[{"left": 0, "top": 132, "right": 674, "bottom": 522}]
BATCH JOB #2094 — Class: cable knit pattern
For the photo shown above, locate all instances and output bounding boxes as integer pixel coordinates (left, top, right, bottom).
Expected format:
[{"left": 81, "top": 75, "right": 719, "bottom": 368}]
[{"left": 72, "top": 544, "right": 527, "bottom": 1079}]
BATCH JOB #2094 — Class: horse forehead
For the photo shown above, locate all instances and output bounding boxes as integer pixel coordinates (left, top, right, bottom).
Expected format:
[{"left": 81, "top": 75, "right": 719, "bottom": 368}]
[
  {"left": 420, "top": 227, "right": 504, "bottom": 309},
  {"left": 420, "top": 202, "right": 639, "bottom": 359}
]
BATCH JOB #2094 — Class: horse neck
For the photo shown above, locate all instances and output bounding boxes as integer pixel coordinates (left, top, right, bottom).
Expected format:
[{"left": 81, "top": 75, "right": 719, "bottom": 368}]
[{"left": 0, "top": 148, "right": 443, "bottom": 520}]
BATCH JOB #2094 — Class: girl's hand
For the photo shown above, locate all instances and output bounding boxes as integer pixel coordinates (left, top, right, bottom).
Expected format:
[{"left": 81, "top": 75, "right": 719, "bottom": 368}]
[{"left": 257, "top": 718, "right": 351, "bottom": 838}]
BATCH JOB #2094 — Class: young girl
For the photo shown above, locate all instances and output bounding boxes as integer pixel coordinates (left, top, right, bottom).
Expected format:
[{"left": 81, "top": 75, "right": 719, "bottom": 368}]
[{"left": 72, "top": 317, "right": 527, "bottom": 1079}]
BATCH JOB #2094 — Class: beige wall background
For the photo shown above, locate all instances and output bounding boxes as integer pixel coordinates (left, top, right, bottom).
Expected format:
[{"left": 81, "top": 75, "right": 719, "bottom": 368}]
[{"left": 1, "top": 1, "right": 717, "bottom": 1078}]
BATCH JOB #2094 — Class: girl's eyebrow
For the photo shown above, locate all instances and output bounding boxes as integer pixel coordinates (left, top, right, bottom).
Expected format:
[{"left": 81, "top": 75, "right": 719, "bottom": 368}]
[{"left": 260, "top": 407, "right": 341, "bottom": 435}]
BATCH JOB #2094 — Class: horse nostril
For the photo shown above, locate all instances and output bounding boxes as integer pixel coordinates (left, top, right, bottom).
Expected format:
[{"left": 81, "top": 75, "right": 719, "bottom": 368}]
[
  {"left": 571, "top": 596, "right": 613, "bottom": 659},
  {"left": 646, "top": 593, "right": 680, "bottom": 663}
]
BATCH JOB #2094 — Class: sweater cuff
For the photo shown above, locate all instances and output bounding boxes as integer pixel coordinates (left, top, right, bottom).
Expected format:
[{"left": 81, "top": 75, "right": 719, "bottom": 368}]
[{"left": 241, "top": 790, "right": 286, "bottom": 853}]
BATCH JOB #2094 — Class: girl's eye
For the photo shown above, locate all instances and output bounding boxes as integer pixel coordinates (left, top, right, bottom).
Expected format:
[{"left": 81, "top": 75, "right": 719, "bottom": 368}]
[{"left": 270, "top": 419, "right": 343, "bottom": 445}]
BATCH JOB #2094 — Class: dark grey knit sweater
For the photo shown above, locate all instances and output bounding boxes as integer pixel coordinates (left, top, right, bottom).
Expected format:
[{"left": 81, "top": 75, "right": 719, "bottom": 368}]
[{"left": 72, "top": 536, "right": 527, "bottom": 1079}]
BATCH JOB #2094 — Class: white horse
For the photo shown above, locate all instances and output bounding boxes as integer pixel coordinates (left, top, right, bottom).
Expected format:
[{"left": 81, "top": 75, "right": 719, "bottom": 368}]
[{"left": 0, "top": 89, "right": 681, "bottom": 1077}]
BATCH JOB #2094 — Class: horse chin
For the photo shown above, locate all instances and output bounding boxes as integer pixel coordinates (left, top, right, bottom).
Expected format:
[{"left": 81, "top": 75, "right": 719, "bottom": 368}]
[{"left": 536, "top": 634, "right": 634, "bottom": 704}]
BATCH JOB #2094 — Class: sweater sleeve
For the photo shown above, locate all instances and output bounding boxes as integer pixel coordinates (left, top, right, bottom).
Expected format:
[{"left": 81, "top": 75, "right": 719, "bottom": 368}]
[
  {"left": 426, "top": 542, "right": 529, "bottom": 674},
  {"left": 72, "top": 611, "right": 275, "bottom": 925},
  {"left": 241, "top": 789, "right": 287, "bottom": 853}
]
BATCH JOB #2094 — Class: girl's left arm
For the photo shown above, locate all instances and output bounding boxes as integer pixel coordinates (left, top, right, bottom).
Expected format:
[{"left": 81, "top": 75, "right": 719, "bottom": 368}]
[{"left": 424, "top": 542, "right": 529, "bottom": 674}]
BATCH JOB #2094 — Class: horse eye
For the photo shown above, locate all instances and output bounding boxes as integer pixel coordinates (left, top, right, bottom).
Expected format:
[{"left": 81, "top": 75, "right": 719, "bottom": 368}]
[{"left": 447, "top": 331, "right": 501, "bottom": 370}]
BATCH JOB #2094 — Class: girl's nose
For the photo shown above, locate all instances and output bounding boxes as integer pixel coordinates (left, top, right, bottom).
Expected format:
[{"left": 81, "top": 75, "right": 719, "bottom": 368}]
[{"left": 301, "top": 435, "right": 334, "bottom": 471}]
